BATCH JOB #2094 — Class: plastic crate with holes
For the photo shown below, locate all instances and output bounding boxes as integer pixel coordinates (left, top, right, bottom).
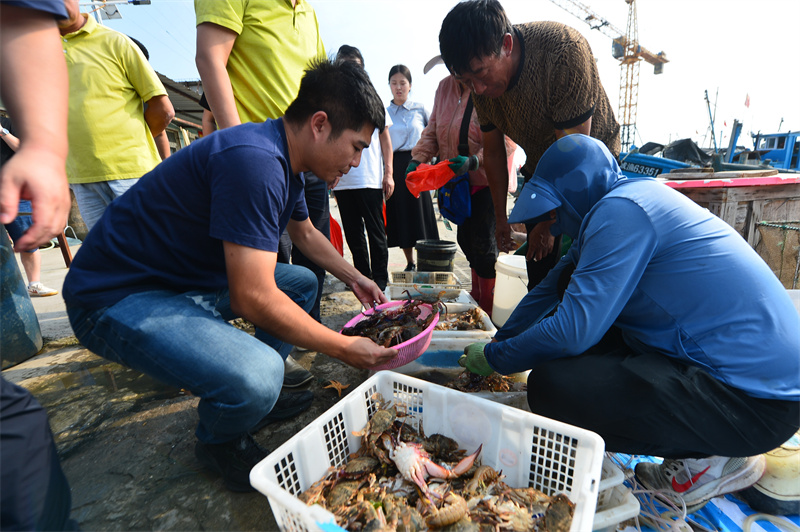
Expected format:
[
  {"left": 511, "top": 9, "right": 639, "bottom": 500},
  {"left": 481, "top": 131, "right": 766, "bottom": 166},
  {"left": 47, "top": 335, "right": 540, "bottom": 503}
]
[
  {"left": 386, "top": 271, "right": 469, "bottom": 302},
  {"left": 592, "top": 457, "right": 640, "bottom": 531},
  {"left": 250, "top": 372, "right": 605, "bottom": 531}
]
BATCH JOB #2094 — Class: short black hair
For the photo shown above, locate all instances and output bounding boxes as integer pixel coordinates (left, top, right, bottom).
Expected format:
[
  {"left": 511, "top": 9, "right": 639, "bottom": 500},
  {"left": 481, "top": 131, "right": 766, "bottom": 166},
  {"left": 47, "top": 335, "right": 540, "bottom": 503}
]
[
  {"left": 336, "top": 44, "right": 364, "bottom": 67},
  {"left": 127, "top": 35, "right": 149, "bottom": 60},
  {"left": 388, "top": 64, "right": 412, "bottom": 85},
  {"left": 439, "top": 0, "right": 513, "bottom": 75},
  {"left": 284, "top": 58, "right": 384, "bottom": 137}
]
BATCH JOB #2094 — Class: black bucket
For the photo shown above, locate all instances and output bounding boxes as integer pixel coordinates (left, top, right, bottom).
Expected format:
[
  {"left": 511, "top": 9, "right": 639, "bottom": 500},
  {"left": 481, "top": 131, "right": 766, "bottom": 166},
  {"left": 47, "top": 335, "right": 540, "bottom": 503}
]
[{"left": 415, "top": 239, "right": 457, "bottom": 272}]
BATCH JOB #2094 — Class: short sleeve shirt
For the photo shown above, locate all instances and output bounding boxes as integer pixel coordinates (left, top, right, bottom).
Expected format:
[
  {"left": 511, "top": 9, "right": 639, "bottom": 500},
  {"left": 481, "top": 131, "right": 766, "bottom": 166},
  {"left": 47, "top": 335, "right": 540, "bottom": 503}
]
[
  {"left": 1, "top": 0, "right": 67, "bottom": 18},
  {"left": 387, "top": 100, "right": 428, "bottom": 152},
  {"left": 194, "top": 0, "right": 326, "bottom": 122},
  {"left": 474, "top": 22, "right": 620, "bottom": 178},
  {"left": 63, "top": 15, "right": 166, "bottom": 183},
  {"left": 62, "top": 119, "right": 308, "bottom": 310}
]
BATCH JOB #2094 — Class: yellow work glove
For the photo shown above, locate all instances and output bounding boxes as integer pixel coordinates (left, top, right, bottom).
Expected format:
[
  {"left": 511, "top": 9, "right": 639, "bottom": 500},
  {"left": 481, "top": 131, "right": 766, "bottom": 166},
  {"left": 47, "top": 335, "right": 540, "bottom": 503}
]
[{"left": 458, "top": 343, "right": 494, "bottom": 376}]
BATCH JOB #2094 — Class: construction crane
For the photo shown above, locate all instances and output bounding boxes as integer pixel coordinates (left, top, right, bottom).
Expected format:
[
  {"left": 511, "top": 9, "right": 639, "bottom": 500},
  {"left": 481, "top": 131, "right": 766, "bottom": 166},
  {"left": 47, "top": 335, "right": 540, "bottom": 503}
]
[{"left": 549, "top": 0, "right": 668, "bottom": 152}]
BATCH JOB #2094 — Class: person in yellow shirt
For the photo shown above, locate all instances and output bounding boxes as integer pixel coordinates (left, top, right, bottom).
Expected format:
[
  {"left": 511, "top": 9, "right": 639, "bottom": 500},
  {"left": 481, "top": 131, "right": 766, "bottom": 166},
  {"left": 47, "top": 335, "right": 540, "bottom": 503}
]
[
  {"left": 58, "top": 0, "right": 174, "bottom": 231},
  {"left": 195, "top": 0, "right": 328, "bottom": 389}
]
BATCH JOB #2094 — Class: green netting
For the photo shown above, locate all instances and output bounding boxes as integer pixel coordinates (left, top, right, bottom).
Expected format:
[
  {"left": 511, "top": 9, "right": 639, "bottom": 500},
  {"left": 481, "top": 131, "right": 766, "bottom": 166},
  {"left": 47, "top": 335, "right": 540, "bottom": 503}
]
[{"left": 756, "top": 221, "right": 800, "bottom": 289}]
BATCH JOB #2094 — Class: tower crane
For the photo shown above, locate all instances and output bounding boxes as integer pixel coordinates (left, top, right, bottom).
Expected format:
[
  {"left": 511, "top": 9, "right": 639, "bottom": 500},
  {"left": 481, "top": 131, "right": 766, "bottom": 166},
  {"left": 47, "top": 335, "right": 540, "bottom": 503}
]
[{"left": 549, "top": 0, "right": 668, "bottom": 152}]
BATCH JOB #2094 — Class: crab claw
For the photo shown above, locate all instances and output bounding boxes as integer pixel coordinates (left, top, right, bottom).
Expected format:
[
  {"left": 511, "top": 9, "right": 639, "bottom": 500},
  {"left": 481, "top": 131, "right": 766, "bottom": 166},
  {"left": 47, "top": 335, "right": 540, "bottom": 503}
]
[
  {"left": 452, "top": 444, "right": 482, "bottom": 476},
  {"left": 425, "top": 444, "right": 483, "bottom": 480}
]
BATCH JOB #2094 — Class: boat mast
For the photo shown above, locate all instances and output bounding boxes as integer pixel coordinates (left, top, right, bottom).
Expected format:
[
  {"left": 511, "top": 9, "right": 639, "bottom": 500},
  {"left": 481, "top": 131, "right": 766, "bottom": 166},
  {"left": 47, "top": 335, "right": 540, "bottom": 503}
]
[{"left": 704, "top": 89, "right": 718, "bottom": 152}]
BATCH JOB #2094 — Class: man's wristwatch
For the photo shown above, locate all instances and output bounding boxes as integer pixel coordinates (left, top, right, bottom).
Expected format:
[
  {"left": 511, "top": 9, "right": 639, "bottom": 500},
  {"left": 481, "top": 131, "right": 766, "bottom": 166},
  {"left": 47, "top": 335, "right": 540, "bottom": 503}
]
[{"left": 0, "top": 128, "right": 9, "bottom": 137}]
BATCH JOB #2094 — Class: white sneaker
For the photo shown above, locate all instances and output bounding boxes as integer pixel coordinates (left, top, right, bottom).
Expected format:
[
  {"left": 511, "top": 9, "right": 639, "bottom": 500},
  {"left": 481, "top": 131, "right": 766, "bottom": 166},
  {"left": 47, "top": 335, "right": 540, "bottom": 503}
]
[
  {"left": 27, "top": 282, "right": 58, "bottom": 297},
  {"left": 635, "top": 455, "right": 766, "bottom": 511}
]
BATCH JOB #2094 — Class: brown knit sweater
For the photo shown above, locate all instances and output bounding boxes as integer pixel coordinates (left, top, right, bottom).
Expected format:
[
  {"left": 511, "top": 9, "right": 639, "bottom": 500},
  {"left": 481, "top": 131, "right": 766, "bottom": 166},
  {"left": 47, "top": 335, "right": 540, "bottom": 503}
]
[{"left": 474, "top": 22, "right": 620, "bottom": 178}]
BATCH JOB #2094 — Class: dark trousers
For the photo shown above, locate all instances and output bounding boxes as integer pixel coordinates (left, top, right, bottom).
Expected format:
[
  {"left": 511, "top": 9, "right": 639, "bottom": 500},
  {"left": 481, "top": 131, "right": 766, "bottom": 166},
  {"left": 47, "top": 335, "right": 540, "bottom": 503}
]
[
  {"left": 527, "top": 328, "right": 800, "bottom": 458},
  {"left": 334, "top": 188, "right": 388, "bottom": 290},
  {"left": 457, "top": 187, "right": 497, "bottom": 279},
  {"left": 278, "top": 172, "right": 330, "bottom": 322},
  {"left": 1, "top": 377, "right": 75, "bottom": 531}
]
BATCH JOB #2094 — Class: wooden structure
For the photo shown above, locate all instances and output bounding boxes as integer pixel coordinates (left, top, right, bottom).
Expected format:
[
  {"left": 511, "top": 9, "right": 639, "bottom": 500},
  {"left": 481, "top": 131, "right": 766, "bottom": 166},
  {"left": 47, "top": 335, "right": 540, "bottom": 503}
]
[
  {"left": 663, "top": 171, "right": 800, "bottom": 248},
  {"left": 664, "top": 171, "right": 800, "bottom": 288}
]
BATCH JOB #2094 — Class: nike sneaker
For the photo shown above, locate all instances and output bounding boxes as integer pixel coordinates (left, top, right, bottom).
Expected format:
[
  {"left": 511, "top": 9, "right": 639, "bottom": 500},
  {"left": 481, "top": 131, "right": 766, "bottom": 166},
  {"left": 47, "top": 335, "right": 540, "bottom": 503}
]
[{"left": 635, "top": 455, "right": 766, "bottom": 512}]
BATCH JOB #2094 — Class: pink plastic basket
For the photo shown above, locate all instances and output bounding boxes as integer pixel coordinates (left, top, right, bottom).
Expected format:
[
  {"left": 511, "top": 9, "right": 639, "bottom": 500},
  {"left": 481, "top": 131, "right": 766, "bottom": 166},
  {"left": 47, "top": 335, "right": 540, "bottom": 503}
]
[{"left": 341, "top": 300, "right": 440, "bottom": 370}]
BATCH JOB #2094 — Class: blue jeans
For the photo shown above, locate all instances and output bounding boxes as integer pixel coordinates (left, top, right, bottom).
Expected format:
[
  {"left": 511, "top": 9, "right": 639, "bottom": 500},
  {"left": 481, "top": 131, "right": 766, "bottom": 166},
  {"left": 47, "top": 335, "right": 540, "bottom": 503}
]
[
  {"left": 66, "top": 263, "right": 317, "bottom": 444},
  {"left": 71, "top": 178, "right": 139, "bottom": 231},
  {"left": 4, "top": 200, "right": 36, "bottom": 254}
]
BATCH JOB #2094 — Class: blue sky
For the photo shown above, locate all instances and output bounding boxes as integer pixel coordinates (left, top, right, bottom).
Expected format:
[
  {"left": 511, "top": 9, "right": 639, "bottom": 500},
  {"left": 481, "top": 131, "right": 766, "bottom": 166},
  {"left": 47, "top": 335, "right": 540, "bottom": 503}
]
[{"left": 96, "top": 0, "right": 800, "bottom": 153}]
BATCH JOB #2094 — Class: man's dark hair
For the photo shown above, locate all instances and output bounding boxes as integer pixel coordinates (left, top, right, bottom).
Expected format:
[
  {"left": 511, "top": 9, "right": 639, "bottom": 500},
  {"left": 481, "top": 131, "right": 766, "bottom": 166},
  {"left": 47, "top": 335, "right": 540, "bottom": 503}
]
[
  {"left": 285, "top": 58, "right": 384, "bottom": 137},
  {"left": 127, "top": 36, "right": 150, "bottom": 60},
  {"left": 336, "top": 44, "right": 364, "bottom": 67},
  {"left": 439, "top": 0, "right": 513, "bottom": 75},
  {"left": 387, "top": 64, "right": 412, "bottom": 85}
]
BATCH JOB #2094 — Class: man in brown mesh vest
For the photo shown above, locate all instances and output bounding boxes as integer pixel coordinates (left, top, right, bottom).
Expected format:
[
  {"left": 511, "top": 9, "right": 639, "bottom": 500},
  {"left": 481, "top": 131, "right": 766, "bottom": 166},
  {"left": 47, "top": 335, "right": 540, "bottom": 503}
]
[{"left": 439, "top": 0, "right": 620, "bottom": 289}]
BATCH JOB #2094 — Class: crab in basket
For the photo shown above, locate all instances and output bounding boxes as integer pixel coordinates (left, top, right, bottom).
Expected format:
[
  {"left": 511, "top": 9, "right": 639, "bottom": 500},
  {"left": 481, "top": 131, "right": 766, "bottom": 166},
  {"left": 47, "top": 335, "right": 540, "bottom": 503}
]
[
  {"left": 298, "top": 394, "right": 576, "bottom": 531},
  {"left": 340, "top": 299, "right": 440, "bottom": 348}
]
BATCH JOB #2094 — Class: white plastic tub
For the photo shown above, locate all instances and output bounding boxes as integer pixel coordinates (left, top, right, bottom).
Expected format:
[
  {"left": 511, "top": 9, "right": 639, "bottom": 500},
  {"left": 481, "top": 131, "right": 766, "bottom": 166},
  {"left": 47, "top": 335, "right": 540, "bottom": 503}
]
[
  {"left": 432, "top": 302, "right": 497, "bottom": 340},
  {"left": 789, "top": 289, "right": 800, "bottom": 315},
  {"left": 250, "top": 372, "right": 605, "bottom": 532},
  {"left": 371, "top": 338, "right": 529, "bottom": 410},
  {"left": 493, "top": 254, "right": 529, "bottom": 326}
]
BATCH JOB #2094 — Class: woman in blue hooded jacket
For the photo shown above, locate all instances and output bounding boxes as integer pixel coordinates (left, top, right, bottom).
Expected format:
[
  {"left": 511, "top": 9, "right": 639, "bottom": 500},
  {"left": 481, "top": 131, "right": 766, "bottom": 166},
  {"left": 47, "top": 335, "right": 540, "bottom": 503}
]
[{"left": 460, "top": 134, "right": 800, "bottom": 513}]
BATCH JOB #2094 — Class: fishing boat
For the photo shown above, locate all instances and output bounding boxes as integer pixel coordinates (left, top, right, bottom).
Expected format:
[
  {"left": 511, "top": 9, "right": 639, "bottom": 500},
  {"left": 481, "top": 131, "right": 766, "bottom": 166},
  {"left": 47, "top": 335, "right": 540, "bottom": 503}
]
[
  {"left": 720, "top": 120, "right": 800, "bottom": 173},
  {"left": 619, "top": 138, "right": 709, "bottom": 178}
]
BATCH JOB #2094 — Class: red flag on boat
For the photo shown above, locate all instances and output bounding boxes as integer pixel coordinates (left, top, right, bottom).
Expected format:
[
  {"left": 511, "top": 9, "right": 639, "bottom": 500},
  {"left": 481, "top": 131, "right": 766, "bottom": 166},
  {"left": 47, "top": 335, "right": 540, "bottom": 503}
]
[{"left": 744, "top": 94, "right": 750, "bottom": 108}]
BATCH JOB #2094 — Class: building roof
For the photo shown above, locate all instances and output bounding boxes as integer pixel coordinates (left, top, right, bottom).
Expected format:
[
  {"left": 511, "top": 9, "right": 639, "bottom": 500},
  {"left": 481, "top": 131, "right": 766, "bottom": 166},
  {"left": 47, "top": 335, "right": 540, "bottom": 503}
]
[{"left": 158, "top": 74, "right": 203, "bottom": 130}]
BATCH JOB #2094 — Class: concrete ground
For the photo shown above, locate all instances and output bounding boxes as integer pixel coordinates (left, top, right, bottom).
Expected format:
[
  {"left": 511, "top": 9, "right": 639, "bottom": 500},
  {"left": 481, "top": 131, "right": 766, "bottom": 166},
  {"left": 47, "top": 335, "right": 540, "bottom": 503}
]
[{"left": 2, "top": 197, "right": 481, "bottom": 531}]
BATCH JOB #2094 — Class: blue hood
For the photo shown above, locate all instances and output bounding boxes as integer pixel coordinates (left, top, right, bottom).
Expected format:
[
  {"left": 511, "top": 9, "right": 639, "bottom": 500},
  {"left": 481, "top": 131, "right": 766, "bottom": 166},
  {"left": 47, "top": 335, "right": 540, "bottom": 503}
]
[{"left": 507, "top": 135, "right": 626, "bottom": 238}]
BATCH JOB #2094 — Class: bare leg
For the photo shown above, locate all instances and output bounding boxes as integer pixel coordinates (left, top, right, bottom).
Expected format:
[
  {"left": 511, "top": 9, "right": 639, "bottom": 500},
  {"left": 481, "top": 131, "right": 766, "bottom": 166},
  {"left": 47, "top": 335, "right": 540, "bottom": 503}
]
[{"left": 18, "top": 250, "right": 40, "bottom": 283}]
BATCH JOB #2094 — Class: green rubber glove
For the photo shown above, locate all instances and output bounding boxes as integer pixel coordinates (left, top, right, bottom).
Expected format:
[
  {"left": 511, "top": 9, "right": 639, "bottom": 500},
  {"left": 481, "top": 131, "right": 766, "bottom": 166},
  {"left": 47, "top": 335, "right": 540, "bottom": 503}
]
[
  {"left": 448, "top": 155, "right": 479, "bottom": 175},
  {"left": 405, "top": 159, "right": 421, "bottom": 177},
  {"left": 458, "top": 343, "right": 494, "bottom": 376}
]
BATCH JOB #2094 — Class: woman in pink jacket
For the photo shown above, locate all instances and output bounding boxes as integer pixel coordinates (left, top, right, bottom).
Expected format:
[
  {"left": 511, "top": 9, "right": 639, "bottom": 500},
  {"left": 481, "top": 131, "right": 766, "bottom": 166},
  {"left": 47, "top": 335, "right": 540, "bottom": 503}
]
[{"left": 410, "top": 74, "right": 516, "bottom": 315}]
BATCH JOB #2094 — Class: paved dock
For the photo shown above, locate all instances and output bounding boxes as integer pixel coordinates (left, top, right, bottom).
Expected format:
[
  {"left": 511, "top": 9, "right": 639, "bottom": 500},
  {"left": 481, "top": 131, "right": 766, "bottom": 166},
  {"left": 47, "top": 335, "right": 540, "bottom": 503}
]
[{"left": 3, "top": 197, "right": 483, "bottom": 530}]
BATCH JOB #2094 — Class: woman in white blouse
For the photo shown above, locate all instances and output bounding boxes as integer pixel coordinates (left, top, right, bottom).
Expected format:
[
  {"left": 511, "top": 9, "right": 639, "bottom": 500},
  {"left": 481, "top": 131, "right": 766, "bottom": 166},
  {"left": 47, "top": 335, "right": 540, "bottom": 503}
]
[{"left": 385, "top": 64, "right": 439, "bottom": 271}]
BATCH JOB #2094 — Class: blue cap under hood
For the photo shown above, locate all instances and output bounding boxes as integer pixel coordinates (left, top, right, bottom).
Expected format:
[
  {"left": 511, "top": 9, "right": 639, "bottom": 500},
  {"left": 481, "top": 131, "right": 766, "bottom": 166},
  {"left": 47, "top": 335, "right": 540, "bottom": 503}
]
[{"left": 507, "top": 135, "right": 626, "bottom": 238}]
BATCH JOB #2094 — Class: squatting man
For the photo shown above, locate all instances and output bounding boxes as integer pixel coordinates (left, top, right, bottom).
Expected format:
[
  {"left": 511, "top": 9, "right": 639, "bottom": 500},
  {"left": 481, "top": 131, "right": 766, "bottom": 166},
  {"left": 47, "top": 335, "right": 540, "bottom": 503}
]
[
  {"left": 459, "top": 134, "right": 800, "bottom": 512},
  {"left": 63, "top": 59, "right": 399, "bottom": 492}
]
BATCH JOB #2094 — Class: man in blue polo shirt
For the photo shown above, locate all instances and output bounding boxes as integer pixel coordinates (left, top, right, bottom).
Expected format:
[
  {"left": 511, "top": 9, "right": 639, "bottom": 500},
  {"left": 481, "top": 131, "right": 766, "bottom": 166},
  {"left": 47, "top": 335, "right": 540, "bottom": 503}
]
[
  {"left": 63, "top": 59, "right": 398, "bottom": 492},
  {"left": 459, "top": 135, "right": 800, "bottom": 513}
]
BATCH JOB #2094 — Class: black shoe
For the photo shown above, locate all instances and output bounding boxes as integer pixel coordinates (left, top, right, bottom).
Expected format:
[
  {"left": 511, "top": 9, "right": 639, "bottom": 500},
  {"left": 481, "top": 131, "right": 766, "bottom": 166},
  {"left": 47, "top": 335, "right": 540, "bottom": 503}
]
[
  {"left": 251, "top": 390, "right": 313, "bottom": 432},
  {"left": 404, "top": 262, "right": 415, "bottom": 272},
  {"left": 283, "top": 357, "right": 313, "bottom": 388},
  {"left": 195, "top": 433, "right": 269, "bottom": 492}
]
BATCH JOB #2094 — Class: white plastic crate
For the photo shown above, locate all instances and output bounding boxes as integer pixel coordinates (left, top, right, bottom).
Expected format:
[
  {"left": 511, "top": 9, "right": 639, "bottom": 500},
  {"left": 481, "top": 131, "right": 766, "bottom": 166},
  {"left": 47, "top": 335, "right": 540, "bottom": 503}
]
[
  {"left": 388, "top": 271, "right": 464, "bottom": 300},
  {"left": 592, "top": 485, "right": 640, "bottom": 531},
  {"left": 251, "top": 372, "right": 604, "bottom": 532},
  {"left": 391, "top": 271, "right": 460, "bottom": 286},
  {"left": 598, "top": 457, "right": 626, "bottom": 507},
  {"left": 433, "top": 302, "right": 497, "bottom": 339},
  {"left": 385, "top": 286, "right": 477, "bottom": 305},
  {"left": 591, "top": 458, "right": 639, "bottom": 531}
]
